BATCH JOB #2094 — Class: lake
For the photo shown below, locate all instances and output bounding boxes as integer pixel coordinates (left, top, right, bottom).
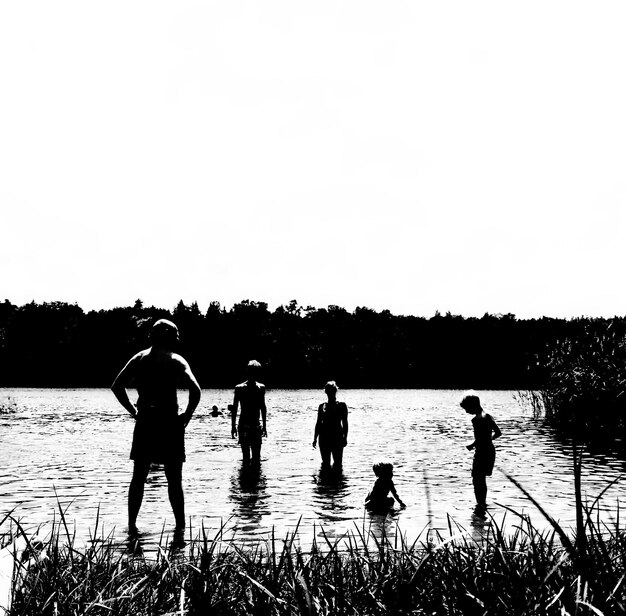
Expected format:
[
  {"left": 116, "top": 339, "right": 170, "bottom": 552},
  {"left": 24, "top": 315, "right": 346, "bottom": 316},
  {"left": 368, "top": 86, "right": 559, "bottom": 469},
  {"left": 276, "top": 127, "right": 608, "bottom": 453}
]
[{"left": 0, "top": 388, "right": 623, "bottom": 551}]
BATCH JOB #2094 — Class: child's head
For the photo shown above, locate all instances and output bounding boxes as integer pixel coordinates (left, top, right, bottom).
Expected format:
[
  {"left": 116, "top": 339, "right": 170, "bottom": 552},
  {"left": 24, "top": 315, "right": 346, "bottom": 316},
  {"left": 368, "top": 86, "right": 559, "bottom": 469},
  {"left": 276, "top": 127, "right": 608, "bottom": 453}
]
[
  {"left": 460, "top": 390, "right": 482, "bottom": 414},
  {"left": 372, "top": 461, "right": 394, "bottom": 478}
]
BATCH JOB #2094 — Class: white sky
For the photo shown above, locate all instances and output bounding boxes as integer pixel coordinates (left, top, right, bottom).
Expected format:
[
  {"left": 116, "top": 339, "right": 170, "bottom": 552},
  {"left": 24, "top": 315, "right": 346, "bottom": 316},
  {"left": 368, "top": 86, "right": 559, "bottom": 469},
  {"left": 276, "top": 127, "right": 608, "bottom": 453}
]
[{"left": 1, "top": 2, "right": 625, "bottom": 319}]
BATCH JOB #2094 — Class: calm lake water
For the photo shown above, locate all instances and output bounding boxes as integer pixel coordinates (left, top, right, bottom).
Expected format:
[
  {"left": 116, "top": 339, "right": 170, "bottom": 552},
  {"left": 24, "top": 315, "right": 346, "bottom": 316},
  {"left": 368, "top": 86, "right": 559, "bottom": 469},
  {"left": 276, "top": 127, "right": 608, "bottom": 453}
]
[{"left": 1, "top": 388, "right": 624, "bottom": 551}]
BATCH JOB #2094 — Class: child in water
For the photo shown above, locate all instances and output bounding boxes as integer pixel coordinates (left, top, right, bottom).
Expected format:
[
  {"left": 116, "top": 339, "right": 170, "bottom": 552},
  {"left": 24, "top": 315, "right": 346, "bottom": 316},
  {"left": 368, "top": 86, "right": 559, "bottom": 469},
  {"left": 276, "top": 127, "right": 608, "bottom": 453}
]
[
  {"left": 365, "top": 461, "right": 406, "bottom": 511},
  {"left": 461, "top": 391, "right": 502, "bottom": 511}
]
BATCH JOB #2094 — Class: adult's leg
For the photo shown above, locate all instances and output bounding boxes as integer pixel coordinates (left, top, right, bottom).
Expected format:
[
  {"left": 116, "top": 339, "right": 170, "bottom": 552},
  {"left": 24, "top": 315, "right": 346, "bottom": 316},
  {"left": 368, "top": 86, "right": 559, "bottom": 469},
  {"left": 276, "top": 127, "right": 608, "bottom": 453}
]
[
  {"left": 250, "top": 430, "right": 262, "bottom": 464},
  {"left": 240, "top": 439, "right": 251, "bottom": 464},
  {"left": 164, "top": 461, "right": 185, "bottom": 530},
  {"left": 318, "top": 433, "right": 333, "bottom": 468},
  {"left": 331, "top": 445, "right": 344, "bottom": 469},
  {"left": 129, "top": 461, "right": 151, "bottom": 533}
]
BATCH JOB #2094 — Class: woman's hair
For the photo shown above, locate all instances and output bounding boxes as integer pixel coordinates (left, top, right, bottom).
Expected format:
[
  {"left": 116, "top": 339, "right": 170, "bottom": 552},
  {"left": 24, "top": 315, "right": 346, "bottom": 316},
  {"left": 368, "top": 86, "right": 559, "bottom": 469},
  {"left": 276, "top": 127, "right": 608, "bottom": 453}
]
[
  {"left": 324, "top": 381, "right": 338, "bottom": 394},
  {"left": 372, "top": 461, "right": 393, "bottom": 477},
  {"left": 460, "top": 390, "right": 482, "bottom": 413}
]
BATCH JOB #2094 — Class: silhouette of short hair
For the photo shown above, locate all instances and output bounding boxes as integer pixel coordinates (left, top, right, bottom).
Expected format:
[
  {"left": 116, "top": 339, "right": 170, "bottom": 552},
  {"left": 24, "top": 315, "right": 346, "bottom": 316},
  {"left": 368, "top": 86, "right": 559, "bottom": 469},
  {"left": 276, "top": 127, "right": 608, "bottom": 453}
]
[
  {"left": 372, "top": 461, "right": 393, "bottom": 477},
  {"left": 460, "top": 390, "right": 482, "bottom": 413},
  {"left": 151, "top": 319, "right": 179, "bottom": 349},
  {"left": 324, "top": 381, "right": 338, "bottom": 394},
  {"left": 247, "top": 360, "right": 261, "bottom": 374}
]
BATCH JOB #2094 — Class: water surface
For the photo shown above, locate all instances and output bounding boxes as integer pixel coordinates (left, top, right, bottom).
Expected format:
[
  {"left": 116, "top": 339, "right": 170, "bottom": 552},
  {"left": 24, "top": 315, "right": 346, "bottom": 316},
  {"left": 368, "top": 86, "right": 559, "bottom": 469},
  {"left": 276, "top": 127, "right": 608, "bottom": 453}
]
[{"left": 1, "top": 389, "right": 623, "bottom": 550}]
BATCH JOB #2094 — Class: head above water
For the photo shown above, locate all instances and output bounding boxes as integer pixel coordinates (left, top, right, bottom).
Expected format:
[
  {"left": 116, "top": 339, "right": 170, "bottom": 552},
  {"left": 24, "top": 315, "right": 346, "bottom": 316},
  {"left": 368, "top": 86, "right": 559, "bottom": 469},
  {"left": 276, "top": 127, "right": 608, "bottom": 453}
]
[
  {"left": 460, "top": 390, "right": 482, "bottom": 414},
  {"left": 324, "top": 381, "right": 338, "bottom": 396},
  {"left": 247, "top": 359, "right": 262, "bottom": 377},
  {"left": 372, "top": 461, "right": 394, "bottom": 477},
  {"left": 150, "top": 319, "right": 179, "bottom": 350}
]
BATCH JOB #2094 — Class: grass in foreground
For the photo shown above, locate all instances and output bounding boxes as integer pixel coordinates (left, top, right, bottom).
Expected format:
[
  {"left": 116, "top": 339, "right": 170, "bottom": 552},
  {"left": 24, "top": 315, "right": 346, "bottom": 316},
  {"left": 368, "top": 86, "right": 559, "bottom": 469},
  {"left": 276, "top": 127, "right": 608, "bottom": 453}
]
[{"left": 2, "top": 504, "right": 625, "bottom": 616}]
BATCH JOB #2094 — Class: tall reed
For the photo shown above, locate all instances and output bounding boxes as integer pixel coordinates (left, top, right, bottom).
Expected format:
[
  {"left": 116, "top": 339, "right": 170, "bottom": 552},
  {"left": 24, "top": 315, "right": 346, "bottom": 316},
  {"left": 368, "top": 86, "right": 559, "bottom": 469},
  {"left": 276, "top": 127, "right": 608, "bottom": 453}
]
[{"left": 4, "top": 499, "right": 625, "bottom": 615}]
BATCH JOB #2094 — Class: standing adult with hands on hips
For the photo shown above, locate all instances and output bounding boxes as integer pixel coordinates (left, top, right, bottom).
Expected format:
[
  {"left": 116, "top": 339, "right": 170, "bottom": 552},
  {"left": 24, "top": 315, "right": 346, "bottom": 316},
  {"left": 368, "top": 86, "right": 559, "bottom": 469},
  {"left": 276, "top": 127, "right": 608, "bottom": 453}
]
[{"left": 111, "top": 319, "right": 201, "bottom": 538}]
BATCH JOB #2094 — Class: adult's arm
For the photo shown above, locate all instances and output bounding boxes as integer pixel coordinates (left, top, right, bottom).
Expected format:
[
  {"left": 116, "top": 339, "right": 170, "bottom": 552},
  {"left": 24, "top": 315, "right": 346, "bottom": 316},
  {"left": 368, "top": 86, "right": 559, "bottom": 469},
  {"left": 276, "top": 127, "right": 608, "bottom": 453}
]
[
  {"left": 111, "top": 354, "right": 140, "bottom": 418},
  {"left": 231, "top": 388, "right": 239, "bottom": 438},
  {"left": 178, "top": 357, "right": 201, "bottom": 428},
  {"left": 260, "top": 386, "right": 267, "bottom": 437},
  {"left": 312, "top": 404, "right": 322, "bottom": 448},
  {"left": 342, "top": 402, "right": 349, "bottom": 445}
]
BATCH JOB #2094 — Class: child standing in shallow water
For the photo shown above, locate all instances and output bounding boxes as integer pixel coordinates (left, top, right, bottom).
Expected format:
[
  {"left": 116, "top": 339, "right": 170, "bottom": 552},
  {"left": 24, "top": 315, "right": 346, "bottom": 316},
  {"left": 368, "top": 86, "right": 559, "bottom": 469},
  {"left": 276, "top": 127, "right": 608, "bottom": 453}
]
[
  {"left": 365, "top": 461, "right": 406, "bottom": 511},
  {"left": 461, "top": 391, "right": 502, "bottom": 511}
]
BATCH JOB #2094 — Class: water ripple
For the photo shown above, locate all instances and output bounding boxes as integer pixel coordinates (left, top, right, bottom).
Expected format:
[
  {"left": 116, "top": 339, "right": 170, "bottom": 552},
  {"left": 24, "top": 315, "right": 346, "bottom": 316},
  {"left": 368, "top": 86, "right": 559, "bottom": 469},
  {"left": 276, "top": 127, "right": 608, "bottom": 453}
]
[{"left": 0, "top": 388, "right": 623, "bottom": 550}]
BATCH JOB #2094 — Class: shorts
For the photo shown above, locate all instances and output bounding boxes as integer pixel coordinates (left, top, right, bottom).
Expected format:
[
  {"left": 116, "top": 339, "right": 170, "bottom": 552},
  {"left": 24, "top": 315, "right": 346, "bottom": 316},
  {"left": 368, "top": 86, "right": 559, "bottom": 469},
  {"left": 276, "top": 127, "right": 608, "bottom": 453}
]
[
  {"left": 472, "top": 446, "right": 495, "bottom": 477},
  {"left": 130, "top": 407, "right": 185, "bottom": 464},
  {"left": 238, "top": 423, "right": 263, "bottom": 448},
  {"left": 318, "top": 430, "right": 345, "bottom": 451}
]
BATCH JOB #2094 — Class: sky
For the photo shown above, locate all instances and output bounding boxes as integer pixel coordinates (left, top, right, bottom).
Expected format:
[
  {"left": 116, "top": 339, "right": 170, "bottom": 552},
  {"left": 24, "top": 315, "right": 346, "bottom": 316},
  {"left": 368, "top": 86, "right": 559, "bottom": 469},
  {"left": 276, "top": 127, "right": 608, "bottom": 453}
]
[{"left": 1, "top": 1, "right": 625, "bottom": 319}]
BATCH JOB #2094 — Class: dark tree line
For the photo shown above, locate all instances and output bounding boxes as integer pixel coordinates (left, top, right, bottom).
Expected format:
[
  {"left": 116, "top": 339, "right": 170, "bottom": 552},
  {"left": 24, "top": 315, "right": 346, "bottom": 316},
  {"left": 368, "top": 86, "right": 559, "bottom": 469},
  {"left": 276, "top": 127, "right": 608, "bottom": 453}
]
[{"left": 0, "top": 298, "right": 615, "bottom": 389}]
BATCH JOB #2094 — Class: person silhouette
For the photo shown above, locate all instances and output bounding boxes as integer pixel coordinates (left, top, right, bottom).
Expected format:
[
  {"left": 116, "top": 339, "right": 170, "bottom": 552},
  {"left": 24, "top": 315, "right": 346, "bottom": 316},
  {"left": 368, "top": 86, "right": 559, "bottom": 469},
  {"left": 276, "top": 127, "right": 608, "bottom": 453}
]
[
  {"left": 365, "top": 461, "right": 405, "bottom": 511},
  {"left": 461, "top": 391, "right": 502, "bottom": 511},
  {"left": 111, "top": 319, "right": 201, "bottom": 536},
  {"left": 231, "top": 360, "right": 267, "bottom": 464},
  {"left": 312, "top": 381, "right": 349, "bottom": 469}
]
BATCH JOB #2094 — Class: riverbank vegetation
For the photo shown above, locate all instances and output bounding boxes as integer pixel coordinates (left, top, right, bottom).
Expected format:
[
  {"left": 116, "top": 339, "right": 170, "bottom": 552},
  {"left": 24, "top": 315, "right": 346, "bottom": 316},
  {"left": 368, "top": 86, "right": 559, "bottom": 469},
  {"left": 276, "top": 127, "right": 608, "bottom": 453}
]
[
  {"left": 3, "top": 500, "right": 625, "bottom": 616},
  {"left": 0, "top": 297, "right": 612, "bottom": 389},
  {"left": 527, "top": 319, "right": 626, "bottom": 439}
]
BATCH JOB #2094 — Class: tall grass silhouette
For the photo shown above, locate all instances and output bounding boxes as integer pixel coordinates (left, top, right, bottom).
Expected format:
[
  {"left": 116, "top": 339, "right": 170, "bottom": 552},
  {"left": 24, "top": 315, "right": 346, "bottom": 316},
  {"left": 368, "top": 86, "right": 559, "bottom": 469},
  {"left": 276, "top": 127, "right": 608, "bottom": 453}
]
[{"left": 2, "top": 483, "right": 624, "bottom": 615}]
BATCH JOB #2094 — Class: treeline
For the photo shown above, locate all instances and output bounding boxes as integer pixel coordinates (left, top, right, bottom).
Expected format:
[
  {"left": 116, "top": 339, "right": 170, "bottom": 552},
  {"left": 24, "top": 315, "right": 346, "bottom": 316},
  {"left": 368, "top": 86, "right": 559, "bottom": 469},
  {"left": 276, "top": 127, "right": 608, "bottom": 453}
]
[{"left": 0, "top": 298, "right": 619, "bottom": 389}]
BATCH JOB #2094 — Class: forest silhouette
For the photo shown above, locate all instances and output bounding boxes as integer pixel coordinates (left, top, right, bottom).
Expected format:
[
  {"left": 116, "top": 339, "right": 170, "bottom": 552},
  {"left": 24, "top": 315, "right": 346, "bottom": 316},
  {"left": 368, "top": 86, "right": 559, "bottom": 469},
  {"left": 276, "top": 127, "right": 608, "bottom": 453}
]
[{"left": 0, "top": 298, "right": 614, "bottom": 389}]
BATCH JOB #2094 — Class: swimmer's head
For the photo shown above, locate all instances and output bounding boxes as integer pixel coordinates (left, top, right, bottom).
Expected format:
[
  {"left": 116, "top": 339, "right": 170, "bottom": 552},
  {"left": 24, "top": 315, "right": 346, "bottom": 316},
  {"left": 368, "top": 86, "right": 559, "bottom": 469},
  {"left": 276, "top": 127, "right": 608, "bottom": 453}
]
[
  {"left": 151, "top": 319, "right": 179, "bottom": 350},
  {"left": 247, "top": 359, "right": 262, "bottom": 376},
  {"left": 460, "top": 390, "right": 482, "bottom": 414},
  {"left": 372, "top": 461, "right": 394, "bottom": 478},
  {"left": 324, "top": 381, "right": 338, "bottom": 396}
]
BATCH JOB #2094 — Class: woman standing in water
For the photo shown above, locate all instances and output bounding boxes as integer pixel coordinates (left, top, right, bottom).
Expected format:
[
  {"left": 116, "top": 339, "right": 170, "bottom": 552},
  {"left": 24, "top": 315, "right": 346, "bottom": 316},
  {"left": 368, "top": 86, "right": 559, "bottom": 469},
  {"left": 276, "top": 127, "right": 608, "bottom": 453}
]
[
  {"left": 312, "top": 381, "right": 349, "bottom": 469},
  {"left": 461, "top": 391, "right": 502, "bottom": 512}
]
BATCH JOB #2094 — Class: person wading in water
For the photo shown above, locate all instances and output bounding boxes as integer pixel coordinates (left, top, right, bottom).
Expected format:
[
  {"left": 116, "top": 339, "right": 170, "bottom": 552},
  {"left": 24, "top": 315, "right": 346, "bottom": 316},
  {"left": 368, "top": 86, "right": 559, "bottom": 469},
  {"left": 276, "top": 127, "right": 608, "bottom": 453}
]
[
  {"left": 231, "top": 360, "right": 267, "bottom": 465},
  {"left": 312, "top": 381, "right": 349, "bottom": 470},
  {"left": 111, "top": 319, "right": 201, "bottom": 538},
  {"left": 461, "top": 391, "right": 502, "bottom": 513}
]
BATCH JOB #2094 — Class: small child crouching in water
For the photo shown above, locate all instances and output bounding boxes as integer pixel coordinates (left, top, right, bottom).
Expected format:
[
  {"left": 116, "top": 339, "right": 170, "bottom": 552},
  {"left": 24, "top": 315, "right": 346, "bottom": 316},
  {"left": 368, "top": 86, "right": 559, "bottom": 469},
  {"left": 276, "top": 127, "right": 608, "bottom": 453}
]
[{"left": 365, "top": 461, "right": 406, "bottom": 511}]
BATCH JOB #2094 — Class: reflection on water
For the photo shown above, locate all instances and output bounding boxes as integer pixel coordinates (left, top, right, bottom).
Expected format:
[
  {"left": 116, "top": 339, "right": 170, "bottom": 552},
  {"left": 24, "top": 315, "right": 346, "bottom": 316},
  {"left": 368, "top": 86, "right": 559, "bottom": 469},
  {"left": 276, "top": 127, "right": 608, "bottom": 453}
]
[
  {"left": 229, "top": 462, "right": 268, "bottom": 534},
  {"left": 0, "top": 388, "right": 623, "bottom": 553},
  {"left": 313, "top": 466, "right": 349, "bottom": 514}
]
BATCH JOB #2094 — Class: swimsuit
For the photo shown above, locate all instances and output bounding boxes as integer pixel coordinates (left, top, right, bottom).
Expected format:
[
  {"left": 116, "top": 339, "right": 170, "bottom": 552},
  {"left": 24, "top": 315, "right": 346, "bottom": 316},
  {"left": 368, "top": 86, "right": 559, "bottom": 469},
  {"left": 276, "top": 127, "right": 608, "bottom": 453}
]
[
  {"left": 238, "top": 422, "right": 263, "bottom": 448},
  {"left": 234, "top": 381, "right": 266, "bottom": 449},
  {"left": 317, "top": 402, "right": 347, "bottom": 450}
]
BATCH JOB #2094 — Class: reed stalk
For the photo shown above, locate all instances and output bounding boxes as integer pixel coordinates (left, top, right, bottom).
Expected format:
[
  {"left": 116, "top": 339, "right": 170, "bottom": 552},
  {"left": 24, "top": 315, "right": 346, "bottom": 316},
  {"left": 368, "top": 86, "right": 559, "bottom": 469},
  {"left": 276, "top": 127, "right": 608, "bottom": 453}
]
[{"left": 2, "top": 497, "right": 624, "bottom": 616}]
